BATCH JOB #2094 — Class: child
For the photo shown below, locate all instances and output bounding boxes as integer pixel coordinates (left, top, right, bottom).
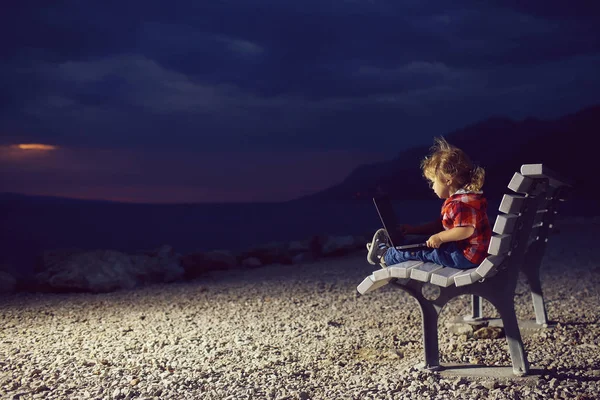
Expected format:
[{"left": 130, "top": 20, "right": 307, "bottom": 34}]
[{"left": 367, "top": 136, "right": 491, "bottom": 269}]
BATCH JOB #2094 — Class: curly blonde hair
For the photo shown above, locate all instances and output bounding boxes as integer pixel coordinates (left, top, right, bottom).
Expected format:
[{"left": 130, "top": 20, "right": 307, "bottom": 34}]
[{"left": 420, "top": 136, "right": 485, "bottom": 192}]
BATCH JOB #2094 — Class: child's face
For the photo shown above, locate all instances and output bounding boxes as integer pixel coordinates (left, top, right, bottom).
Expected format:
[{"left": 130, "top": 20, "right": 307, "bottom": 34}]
[{"left": 430, "top": 175, "right": 453, "bottom": 199}]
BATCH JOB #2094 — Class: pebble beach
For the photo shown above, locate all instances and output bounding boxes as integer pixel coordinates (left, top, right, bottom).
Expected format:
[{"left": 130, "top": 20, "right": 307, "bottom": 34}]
[{"left": 1, "top": 218, "right": 599, "bottom": 400}]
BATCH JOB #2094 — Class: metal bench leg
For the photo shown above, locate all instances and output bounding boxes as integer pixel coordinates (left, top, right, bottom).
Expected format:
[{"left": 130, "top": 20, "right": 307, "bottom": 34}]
[
  {"left": 524, "top": 269, "right": 548, "bottom": 325},
  {"left": 417, "top": 299, "right": 442, "bottom": 371},
  {"left": 530, "top": 279, "right": 548, "bottom": 325},
  {"left": 495, "top": 299, "right": 530, "bottom": 376},
  {"left": 465, "top": 295, "right": 483, "bottom": 321}
]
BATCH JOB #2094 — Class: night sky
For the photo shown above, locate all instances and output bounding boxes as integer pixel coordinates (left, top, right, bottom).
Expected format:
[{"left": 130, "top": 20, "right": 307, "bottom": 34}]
[{"left": 1, "top": 1, "right": 599, "bottom": 203}]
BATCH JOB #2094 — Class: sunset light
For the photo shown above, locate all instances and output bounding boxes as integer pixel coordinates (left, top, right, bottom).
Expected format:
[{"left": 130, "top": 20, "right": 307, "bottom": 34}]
[{"left": 16, "top": 143, "right": 58, "bottom": 151}]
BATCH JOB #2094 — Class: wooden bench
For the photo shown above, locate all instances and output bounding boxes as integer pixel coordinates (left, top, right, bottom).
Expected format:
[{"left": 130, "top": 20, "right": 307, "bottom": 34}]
[{"left": 357, "top": 164, "right": 572, "bottom": 376}]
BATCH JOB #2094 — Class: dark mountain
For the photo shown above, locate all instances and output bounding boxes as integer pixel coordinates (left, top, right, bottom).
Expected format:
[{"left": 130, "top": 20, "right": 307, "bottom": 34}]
[{"left": 297, "top": 105, "right": 599, "bottom": 203}]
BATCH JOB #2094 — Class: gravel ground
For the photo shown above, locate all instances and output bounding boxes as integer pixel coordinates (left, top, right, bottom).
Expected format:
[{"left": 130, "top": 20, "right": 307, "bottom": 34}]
[{"left": 1, "top": 219, "right": 599, "bottom": 399}]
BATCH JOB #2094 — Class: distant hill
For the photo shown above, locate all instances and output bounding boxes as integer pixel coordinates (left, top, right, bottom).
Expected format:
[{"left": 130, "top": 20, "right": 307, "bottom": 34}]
[
  {"left": 297, "top": 104, "right": 599, "bottom": 203},
  {"left": 3, "top": 105, "right": 597, "bottom": 208}
]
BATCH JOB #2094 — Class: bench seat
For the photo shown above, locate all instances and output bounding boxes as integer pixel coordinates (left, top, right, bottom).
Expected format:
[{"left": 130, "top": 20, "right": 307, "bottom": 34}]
[{"left": 356, "top": 163, "right": 572, "bottom": 376}]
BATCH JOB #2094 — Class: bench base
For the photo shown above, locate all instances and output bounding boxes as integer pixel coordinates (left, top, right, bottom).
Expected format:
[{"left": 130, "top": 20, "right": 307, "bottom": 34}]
[{"left": 437, "top": 363, "right": 544, "bottom": 380}]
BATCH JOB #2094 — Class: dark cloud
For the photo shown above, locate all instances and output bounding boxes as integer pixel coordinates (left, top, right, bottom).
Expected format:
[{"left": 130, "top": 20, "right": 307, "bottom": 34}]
[{"left": 1, "top": 1, "right": 599, "bottom": 201}]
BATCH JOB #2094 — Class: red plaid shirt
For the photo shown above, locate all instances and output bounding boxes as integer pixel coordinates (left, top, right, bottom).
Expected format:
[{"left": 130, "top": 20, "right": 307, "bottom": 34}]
[{"left": 441, "top": 191, "right": 491, "bottom": 265}]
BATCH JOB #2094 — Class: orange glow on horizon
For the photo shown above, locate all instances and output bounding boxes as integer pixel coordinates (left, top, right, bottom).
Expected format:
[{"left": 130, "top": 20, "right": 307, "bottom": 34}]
[{"left": 16, "top": 143, "right": 58, "bottom": 151}]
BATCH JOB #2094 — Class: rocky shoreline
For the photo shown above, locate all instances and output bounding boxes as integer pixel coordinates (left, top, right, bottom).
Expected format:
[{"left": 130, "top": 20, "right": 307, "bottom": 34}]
[{"left": 0, "top": 233, "right": 368, "bottom": 295}]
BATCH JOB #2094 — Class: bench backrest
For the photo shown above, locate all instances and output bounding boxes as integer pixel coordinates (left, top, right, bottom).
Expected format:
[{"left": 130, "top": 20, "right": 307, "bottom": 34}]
[{"left": 476, "top": 164, "right": 572, "bottom": 279}]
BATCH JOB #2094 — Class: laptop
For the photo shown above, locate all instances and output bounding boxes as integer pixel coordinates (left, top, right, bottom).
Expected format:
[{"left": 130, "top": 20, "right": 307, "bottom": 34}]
[{"left": 372, "top": 195, "right": 428, "bottom": 250}]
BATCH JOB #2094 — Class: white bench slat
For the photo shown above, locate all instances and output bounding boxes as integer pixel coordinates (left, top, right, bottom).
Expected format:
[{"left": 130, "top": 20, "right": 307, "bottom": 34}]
[
  {"left": 475, "top": 255, "right": 505, "bottom": 278},
  {"left": 493, "top": 214, "right": 518, "bottom": 234},
  {"left": 357, "top": 276, "right": 373, "bottom": 294},
  {"left": 521, "top": 164, "right": 572, "bottom": 188},
  {"left": 430, "top": 267, "right": 465, "bottom": 287},
  {"left": 488, "top": 234, "right": 512, "bottom": 256},
  {"left": 508, "top": 172, "right": 534, "bottom": 194},
  {"left": 388, "top": 261, "right": 424, "bottom": 279},
  {"left": 499, "top": 194, "right": 526, "bottom": 215},
  {"left": 373, "top": 267, "right": 391, "bottom": 281},
  {"left": 357, "top": 275, "right": 392, "bottom": 295},
  {"left": 454, "top": 268, "right": 483, "bottom": 287},
  {"left": 410, "top": 262, "right": 444, "bottom": 282}
]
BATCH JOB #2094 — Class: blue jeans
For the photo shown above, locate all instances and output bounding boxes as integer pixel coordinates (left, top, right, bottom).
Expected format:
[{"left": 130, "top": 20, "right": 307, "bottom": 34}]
[{"left": 383, "top": 235, "right": 477, "bottom": 269}]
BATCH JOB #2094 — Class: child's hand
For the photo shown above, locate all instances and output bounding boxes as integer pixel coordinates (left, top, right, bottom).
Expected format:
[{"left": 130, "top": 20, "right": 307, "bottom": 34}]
[{"left": 426, "top": 234, "right": 443, "bottom": 248}]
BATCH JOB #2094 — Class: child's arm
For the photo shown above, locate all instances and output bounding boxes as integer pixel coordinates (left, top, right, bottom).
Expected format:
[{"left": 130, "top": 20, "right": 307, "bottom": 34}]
[{"left": 427, "top": 226, "right": 474, "bottom": 248}]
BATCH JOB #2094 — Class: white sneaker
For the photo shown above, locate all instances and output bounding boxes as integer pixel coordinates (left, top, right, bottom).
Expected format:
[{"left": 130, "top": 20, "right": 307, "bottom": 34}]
[{"left": 367, "top": 228, "right": 390, "bottom": 265}]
